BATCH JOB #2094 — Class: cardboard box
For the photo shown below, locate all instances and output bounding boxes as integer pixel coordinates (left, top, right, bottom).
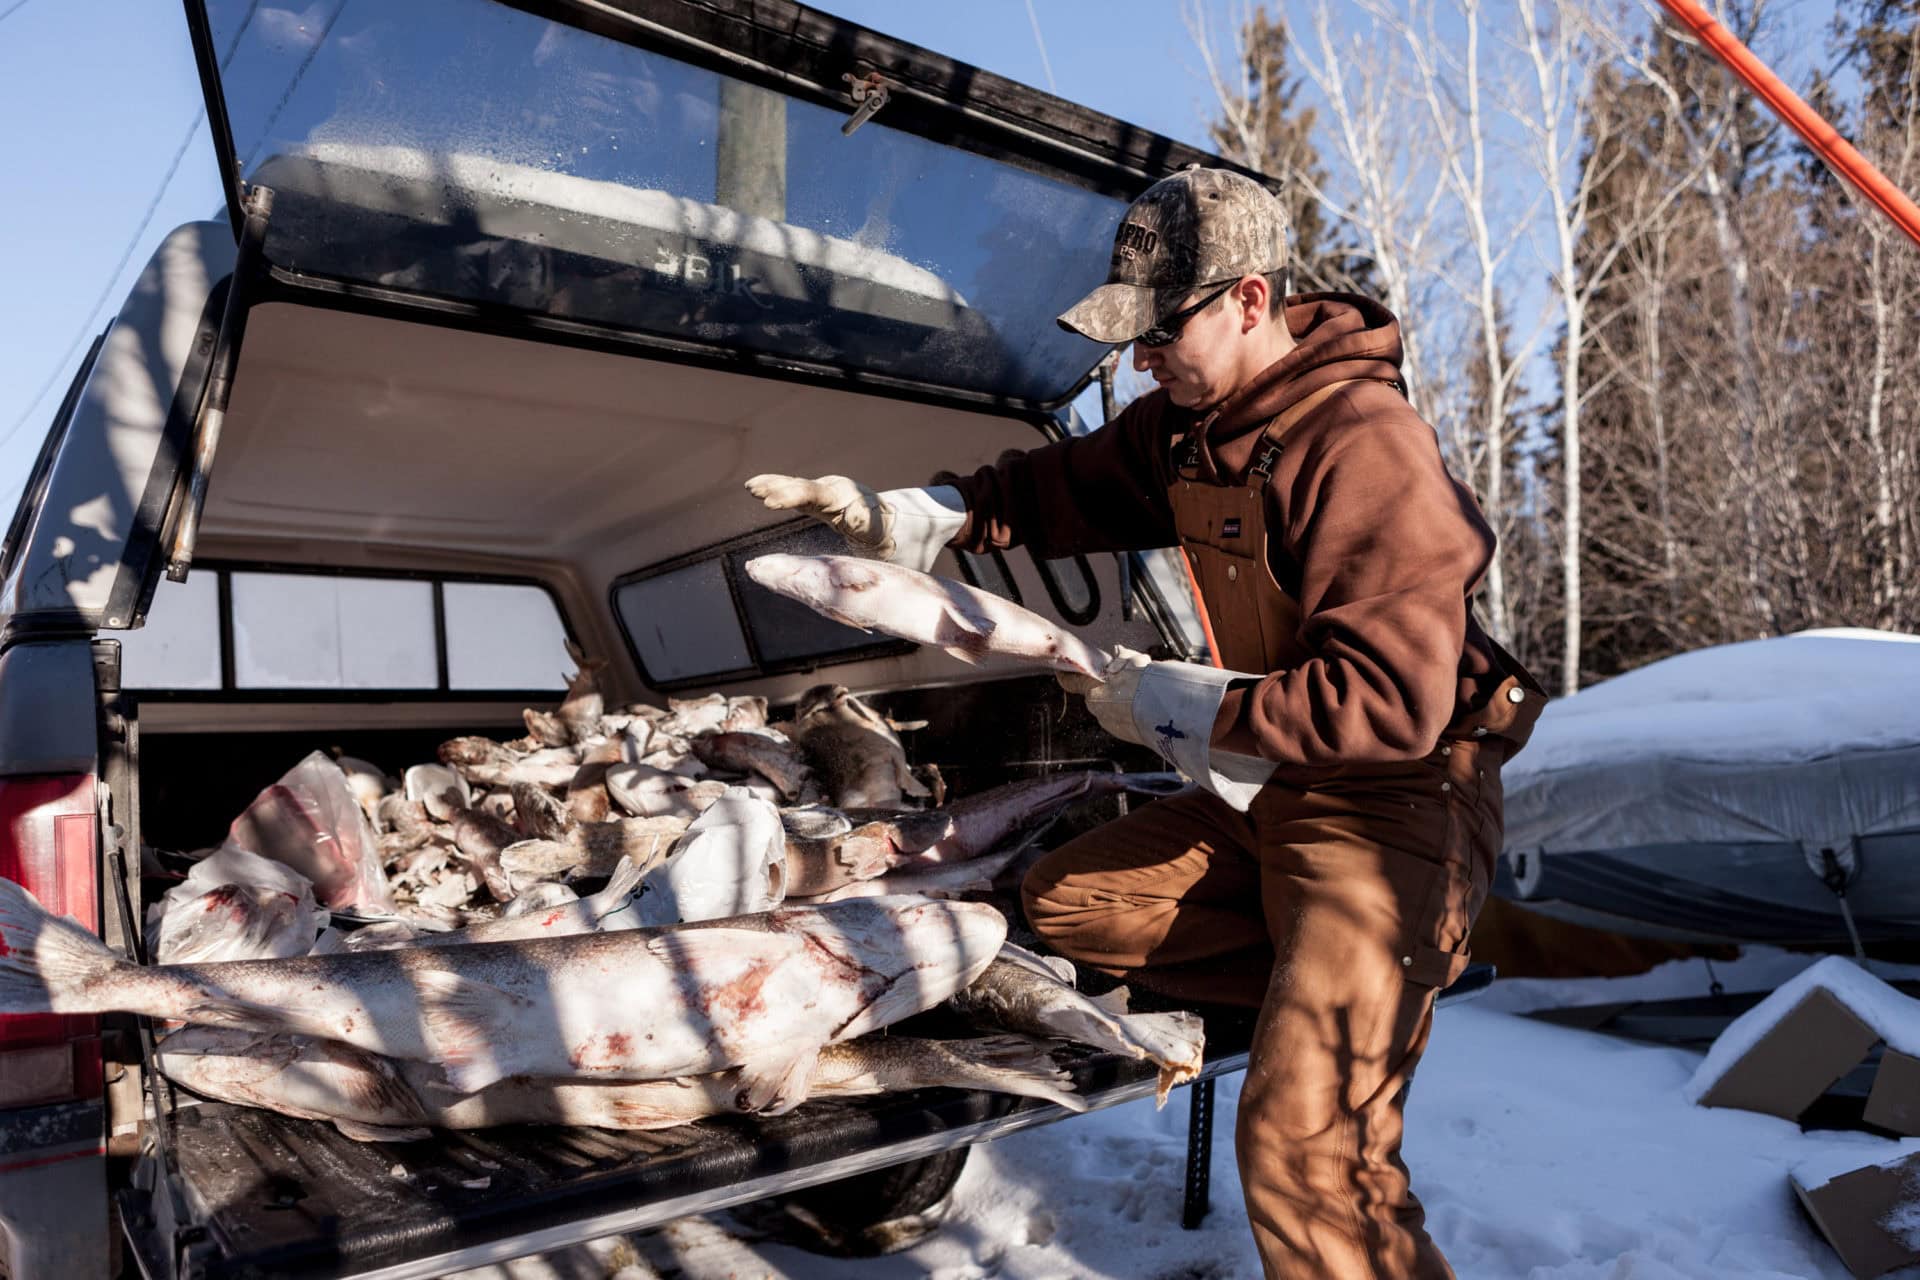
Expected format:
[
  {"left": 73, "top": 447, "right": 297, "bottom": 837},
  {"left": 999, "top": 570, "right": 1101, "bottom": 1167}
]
[
  {"left": 1867, "top": 1050, "right": 1920, "bottom": 1136},
  {"left": 1699, "top": 987, "right": 1879, "bottom": 1120},
  {"left": 1793, "top": 1151, "right": 1920, "bottom": 1278}
]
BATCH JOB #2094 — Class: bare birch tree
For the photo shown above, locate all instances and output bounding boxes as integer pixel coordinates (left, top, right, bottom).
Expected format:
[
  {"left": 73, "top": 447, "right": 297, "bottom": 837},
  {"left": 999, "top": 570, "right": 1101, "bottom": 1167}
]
[{"left": 1188, "top": 0, "right": 1454, "bottom": 416}]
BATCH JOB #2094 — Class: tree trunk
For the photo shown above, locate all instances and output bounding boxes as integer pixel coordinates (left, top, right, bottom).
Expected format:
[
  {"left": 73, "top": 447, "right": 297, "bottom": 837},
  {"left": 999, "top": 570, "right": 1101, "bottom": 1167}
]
[{"left": 1562, "top": 301, "right": 1583, "bottom": 696}]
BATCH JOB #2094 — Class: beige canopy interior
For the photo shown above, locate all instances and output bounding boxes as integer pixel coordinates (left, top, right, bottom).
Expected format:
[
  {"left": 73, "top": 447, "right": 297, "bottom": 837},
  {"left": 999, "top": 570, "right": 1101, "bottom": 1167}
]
[{"left": 160, "top": 300, "right": 1163, "bottom": 732}]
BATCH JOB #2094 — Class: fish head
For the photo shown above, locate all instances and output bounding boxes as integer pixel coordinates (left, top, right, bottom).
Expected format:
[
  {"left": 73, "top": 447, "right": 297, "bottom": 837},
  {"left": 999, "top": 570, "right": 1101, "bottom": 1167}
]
[
  {"left": 880, "top": 897, "right": 1007, "bottom": 983},
  {"left": 742, "top": 554, "right": 830, "bottom": 602}
]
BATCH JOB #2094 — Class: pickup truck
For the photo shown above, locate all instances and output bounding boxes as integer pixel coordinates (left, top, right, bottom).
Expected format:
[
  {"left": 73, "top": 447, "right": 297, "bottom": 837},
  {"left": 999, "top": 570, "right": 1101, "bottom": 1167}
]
[{"left": 0, "top": 2, "right": 1480, "bottom": 1275}]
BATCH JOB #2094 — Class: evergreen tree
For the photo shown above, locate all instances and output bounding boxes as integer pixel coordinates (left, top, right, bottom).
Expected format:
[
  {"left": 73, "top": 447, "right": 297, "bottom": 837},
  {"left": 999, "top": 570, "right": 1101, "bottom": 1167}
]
[{"left": 1203, "top": 6, "right": 1369, "bottom": 292}]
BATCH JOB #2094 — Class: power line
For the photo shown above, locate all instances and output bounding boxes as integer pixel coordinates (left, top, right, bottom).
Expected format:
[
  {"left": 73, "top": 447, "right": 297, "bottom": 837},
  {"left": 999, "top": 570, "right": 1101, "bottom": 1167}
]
[
  {"left": 0, "top": 0, "right": 37, "bottom": 28},
  {"left": 0, "top": 0, "right": 264, "bottom": 454},
  {"left": 1022, "top": 0, "right": 1058, "bottom": 93},
  {"left": 238, "top": 0, "right": 348, "bottom": 173}
]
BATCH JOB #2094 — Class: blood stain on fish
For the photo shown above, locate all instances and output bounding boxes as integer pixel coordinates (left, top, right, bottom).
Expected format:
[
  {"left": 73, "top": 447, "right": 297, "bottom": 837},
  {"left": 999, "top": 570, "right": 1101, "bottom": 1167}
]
[{"left": 706, "top": 958, "right": 777, "bottom": 1024}]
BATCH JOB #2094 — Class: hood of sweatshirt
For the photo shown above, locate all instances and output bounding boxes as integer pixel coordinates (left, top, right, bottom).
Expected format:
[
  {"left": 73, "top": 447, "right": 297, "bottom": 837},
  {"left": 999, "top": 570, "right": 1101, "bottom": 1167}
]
[{"left": 1183, "top": 291, "right": 1407, "bottom": 482}]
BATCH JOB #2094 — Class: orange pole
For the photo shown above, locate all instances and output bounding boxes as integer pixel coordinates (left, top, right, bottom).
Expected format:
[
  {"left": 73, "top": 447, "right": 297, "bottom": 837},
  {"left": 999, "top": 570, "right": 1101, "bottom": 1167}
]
[
  {"left": 1177, "top": 552, "right": 1224, "bottom": 669},
  {"left": 1656, "top": 0, "right": 1920, "bottom": 248}
]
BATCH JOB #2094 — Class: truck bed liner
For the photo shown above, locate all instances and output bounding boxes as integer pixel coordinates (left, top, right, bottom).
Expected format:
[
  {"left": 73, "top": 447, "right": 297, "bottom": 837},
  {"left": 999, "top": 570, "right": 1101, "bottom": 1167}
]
[{"left": 121, "top": 1025, "right": 1255, "bottom": 1280}]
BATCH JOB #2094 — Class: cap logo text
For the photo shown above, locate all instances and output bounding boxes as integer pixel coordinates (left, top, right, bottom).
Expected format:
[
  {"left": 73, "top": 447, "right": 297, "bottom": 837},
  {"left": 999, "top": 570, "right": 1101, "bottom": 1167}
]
[{"left": 1114, "top": 221, "right": 1159, "bottom": 262}]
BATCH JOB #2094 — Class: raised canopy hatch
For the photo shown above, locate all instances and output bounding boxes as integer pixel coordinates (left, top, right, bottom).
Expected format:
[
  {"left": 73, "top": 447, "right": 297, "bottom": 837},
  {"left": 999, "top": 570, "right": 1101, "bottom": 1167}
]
[{"left": 182, "top": 0, "right": 1236, "bottom": 409}]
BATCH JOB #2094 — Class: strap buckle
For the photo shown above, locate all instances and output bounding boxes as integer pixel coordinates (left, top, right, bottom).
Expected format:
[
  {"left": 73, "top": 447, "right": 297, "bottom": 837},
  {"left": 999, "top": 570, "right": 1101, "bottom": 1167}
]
[
  {"left": 1248, "top": 442, "right": 1281, "bottom": 484},
  {"left": 1177, "top": 434, "right": 1203, "bottom": 473}
]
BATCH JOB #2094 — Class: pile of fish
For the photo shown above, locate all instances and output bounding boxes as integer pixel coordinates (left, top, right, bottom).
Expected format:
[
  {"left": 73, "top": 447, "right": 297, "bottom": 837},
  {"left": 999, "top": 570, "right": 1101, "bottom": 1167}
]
[{"left": 49, "top": 643, "right": 1205, "bottom": 1141}]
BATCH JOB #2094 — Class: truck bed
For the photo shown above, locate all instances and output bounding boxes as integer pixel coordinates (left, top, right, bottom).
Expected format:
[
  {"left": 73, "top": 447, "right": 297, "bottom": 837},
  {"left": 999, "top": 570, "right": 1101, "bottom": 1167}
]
[
  {"left": 120, "top": 1021, "right": 1256, "bottom": 1280},
  {"left": 117, "top": 966, "right": 1494, "bottom": 1280}
]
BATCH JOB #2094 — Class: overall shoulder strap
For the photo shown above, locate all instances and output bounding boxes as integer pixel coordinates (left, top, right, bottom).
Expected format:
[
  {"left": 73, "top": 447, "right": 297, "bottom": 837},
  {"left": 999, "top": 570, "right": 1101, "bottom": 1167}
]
[{"left": 1246, "top": 378, "right": 1371, "bottom": 489}]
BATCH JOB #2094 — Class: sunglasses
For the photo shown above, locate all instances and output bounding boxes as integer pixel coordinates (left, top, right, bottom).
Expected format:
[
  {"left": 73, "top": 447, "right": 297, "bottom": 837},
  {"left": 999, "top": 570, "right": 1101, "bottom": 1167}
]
[{"left": 1135, "top": 280, "right": 1239, "bottom": 348}]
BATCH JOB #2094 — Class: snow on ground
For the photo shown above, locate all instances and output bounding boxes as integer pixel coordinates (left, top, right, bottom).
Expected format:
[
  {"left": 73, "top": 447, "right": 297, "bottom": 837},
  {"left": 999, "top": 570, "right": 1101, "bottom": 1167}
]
[{"left": 458, "top": 960, "right": 1920, "bottom": 1280}]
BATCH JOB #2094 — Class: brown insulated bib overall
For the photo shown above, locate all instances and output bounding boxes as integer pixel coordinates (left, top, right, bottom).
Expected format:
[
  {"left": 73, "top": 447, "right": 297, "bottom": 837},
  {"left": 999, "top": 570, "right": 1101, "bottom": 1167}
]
[{"left": 1022, "top": 386, "right": 1541, "bottom": 1280}]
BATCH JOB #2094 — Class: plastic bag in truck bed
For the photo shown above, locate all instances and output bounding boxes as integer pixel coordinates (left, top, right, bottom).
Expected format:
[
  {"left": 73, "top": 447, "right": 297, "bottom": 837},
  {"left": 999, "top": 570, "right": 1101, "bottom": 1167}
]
[
  {"left": 146, "top": 845, "right": 329, "bottom": 963},
  {"left": 226, "top": 750, "right": 396, "bottom": 915}
]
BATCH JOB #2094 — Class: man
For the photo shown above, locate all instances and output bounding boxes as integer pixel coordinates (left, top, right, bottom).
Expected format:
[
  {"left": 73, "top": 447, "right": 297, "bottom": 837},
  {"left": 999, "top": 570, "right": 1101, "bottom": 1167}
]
[{"left": 746, "top": 167, "right": 1542, "bottom": 1280}]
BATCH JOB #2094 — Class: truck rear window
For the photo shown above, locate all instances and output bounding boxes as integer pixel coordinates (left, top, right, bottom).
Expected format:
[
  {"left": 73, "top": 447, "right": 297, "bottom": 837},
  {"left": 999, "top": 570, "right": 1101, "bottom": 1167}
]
[
  {"left": 231, "top": 573, "right": 438, "bottom": 689},
  {"left": 613, "top": 522, "right": 911, "bottom": 688},
  {"left": 119, "top": 567, "right": 568, "bottom": 694}
]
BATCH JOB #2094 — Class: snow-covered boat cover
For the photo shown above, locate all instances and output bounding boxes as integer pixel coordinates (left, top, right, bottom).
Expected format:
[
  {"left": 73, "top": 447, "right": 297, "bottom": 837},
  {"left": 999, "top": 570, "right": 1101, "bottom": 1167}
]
[{"left": 1504, "top": 629, "right": 1920, "bottom": 855}]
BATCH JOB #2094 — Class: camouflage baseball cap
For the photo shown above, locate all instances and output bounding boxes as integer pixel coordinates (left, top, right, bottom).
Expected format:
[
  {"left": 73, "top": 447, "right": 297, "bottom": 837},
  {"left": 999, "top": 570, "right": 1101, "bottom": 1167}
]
[{"left": 1058, "top": 167, "right": 1290, "bottom": 344}]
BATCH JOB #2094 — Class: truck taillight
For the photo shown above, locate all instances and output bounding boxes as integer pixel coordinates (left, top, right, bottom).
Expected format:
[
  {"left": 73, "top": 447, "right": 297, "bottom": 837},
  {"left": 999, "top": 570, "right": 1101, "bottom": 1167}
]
[{"left": 0, "top": 774, "right": 100, "bottom": 1109}]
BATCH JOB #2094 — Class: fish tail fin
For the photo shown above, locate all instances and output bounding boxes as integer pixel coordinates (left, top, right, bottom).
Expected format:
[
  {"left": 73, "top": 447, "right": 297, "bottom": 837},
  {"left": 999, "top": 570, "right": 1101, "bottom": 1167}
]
[
  {"left": 1114, "top": 1010, "right": 1207, "bottom": 1108},
  {"left": 0, "top": 877, "right": 127, "bottom": 1014},
  {"left": 936, "top": 1035, "right": 1087, "bottom": 1112},
  {"left": 734, "top": 1044, "right": 820, "bottom": 1116},
  {"left": 588, "top": 855, "right": 647, "bottom": 918}
]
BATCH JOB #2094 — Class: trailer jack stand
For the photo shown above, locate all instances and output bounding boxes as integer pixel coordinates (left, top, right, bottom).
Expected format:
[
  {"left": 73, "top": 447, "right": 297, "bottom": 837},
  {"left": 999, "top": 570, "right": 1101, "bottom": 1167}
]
[{"left": 1182, "top": 1077, "right": 1216, "bottom": 1229}]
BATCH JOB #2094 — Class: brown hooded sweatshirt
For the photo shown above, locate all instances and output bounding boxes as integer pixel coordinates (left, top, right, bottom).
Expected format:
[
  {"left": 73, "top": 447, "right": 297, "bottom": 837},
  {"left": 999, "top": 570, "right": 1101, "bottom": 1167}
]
[{"left": 948, "top": 293, "right": 1519, "bottom": 771}]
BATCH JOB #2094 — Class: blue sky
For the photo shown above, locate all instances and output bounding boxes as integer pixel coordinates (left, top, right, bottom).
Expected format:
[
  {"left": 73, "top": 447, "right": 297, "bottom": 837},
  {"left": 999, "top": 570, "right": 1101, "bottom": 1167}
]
[{"left": 0, "top": 0, "right": 1215, "bottom": 520}]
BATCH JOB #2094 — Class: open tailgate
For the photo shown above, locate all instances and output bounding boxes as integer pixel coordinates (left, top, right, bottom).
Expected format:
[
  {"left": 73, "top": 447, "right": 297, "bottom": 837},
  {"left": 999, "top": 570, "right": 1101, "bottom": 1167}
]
[{"left": 121, "top": 1030, "right": 1254, "bottom": 1280}]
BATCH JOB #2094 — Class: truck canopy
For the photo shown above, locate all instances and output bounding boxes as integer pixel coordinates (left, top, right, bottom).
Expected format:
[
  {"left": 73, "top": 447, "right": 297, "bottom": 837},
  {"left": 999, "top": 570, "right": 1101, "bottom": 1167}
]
[{"left": 184, "top": 0, "right": 1234, "bottom": 410}]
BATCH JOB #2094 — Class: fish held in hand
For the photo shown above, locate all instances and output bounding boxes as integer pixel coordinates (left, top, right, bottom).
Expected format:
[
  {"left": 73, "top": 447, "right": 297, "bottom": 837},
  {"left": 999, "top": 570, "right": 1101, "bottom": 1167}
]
[
  {"left": 743, "top": 554, "right": 1108, "bottom": 679},
  {"left": 0, "top": 878, "right": 1004, "bottom": 1100},
  {"left": 792, "top": 842, "right": 1024, "bottom": 903}
]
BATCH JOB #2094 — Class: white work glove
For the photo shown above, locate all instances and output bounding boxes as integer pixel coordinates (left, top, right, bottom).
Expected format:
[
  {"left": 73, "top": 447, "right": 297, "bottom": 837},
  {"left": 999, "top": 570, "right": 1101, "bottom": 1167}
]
[
  {"left": 744, "top": 474, "right": 967, "bottom": 573},
  {"left": 747, "top": 474, "right": 894, "bottom": 557},
  {"left": 1058, "top": 646, "right": 1153, "bottom": 747}
]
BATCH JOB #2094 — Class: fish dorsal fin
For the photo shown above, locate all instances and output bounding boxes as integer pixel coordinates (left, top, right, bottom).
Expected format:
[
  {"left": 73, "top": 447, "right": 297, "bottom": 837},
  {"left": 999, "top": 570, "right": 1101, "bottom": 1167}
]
[
  {"left": 413, "top": 968, "right": 532, "bottom": 1094},
  {"left": 1089, "top": 985, "right": 1132, "bottom": 1016},
  {"left": 930, "top": 605, "right": 996, "bottom": 665},
  {"left": 938, "top": 592, "right": 997, "bottom": 638}
]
